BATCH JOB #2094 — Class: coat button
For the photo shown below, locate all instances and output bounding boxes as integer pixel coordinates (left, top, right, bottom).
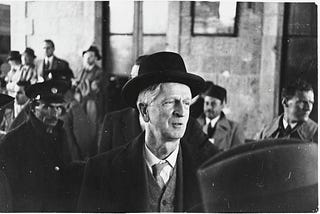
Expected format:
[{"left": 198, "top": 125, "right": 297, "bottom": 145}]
[{"left": 54, "top": 166, "right": 60, "bottom": 171}]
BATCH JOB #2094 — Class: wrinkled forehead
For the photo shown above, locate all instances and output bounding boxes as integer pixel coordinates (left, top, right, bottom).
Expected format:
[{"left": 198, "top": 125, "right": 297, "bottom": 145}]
[
  {"left": 159, "top": 82, "right": 192, "bottom": 97},
  {"left": 204, "top": 95, "right": 221, "bottom": 103}
]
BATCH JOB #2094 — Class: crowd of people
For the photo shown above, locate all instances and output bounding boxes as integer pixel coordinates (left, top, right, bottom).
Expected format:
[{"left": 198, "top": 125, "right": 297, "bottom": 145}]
[{"left": 0, "top": 44, "right": 317, "bottom": 212}]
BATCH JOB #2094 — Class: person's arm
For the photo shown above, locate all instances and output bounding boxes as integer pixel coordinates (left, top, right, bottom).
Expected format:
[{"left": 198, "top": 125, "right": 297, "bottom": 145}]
[{"left": 231, "top": 123, "right": 245, "bottom": 148}]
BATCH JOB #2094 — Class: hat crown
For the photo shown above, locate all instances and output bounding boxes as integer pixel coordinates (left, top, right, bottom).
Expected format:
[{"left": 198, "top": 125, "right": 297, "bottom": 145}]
[
  {"left": 138, "top": 52, "right": 187, "bottom": 76},
  {"left": 203, "top": 84, "right": 227, "bottom": 102},
  {"left": 8, "top": 51, "right": 21, "bottom": 60}
]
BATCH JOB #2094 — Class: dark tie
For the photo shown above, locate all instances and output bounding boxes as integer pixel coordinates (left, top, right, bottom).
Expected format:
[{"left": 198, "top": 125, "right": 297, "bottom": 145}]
[
  {"left": 279, "top": 125, "right": 292, "bottom": 138},
  {"left": 45, "top": 61, "right": 50, "bottom": 70},
  {"left": 152, "top": 162, "right": 169, "bottom": 189},
  {"left": 207, "top": 122, "right": 215, "bottom": 137}
]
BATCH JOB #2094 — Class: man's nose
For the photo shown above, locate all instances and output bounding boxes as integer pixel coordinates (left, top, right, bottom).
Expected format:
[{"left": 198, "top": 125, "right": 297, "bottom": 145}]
[{"left": 173, "top": 101, "right": 187, "bottom": 117}]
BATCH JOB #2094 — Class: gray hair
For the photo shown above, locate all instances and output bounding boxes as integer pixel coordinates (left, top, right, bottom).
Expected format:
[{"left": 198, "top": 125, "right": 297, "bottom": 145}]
[{"left": 136, "top": 83, "right": 163, "bottom": 108}]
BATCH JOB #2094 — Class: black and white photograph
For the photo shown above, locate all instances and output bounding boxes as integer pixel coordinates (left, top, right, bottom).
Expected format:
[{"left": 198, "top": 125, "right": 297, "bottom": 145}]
[{"left": 0, "top": 1, "right": 317, "bottom": 212}]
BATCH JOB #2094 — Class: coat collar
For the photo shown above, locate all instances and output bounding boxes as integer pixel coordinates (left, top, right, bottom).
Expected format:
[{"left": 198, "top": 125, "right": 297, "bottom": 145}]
[
  {"left": 264, "top": 114, "right": 317, "bottom": 141},
  {"left": 109, "top": 132, "right": 202, "bottom": 212}
]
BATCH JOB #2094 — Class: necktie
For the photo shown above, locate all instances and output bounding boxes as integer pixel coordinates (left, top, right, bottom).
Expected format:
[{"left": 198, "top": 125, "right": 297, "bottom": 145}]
[
  {"left": 45, "top": 61, "right": 50, "bottom": 70},
  {"left": 279, "top": 125, "right": 292, "bottom": 138},
  {"left": 152, "top": 161, "right": 169, "bottom": 189},
  {"left": 207, "top": 122, "right": 215, "bottom": 137}
]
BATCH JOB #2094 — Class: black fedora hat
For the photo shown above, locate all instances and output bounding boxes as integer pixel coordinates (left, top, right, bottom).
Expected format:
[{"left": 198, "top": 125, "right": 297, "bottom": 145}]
[
  {"left": 23, "top": 47, "right": 36, "bottom": 58},
  {"left": 122, "top": 51, "right": 205, "bottom": 108},
  {"left": 82, "top": 46, "right": 101, "bottom": 60},
  {"left": 7, "top": 51, "right": 21, "bottom": 61},
  {"left": 26, "top": 80, "right": 70, "bottom": 103},
  {"left": 197, "top": 139, "right": 318, "bottom": 212}
]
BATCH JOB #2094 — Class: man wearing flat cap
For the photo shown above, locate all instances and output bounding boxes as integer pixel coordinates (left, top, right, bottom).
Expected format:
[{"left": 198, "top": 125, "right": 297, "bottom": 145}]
[
  {"left": 0, "top": 80, "right": 82, "bottom": 211},
  {"left": 197, "top": 83, "right": 245, "bottom": 151},
  {"left": 257, "top": 79, "right": 317, "bottom": 142},
  {"left": 78, "top": 52, "right": 220, "bottom": 212}
]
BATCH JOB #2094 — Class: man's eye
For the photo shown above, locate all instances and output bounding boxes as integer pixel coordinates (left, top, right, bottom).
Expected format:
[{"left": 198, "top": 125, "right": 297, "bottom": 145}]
[
  {"left": 164, "top": 100, "right": 174, "bottom": 105},
  {"left": 183, "top": 101, "right": 191, "bottom": 106}
]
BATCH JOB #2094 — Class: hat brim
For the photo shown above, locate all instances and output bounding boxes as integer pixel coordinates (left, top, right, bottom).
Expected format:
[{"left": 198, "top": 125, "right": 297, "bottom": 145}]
[
  {"left": 82, "top": 50, "right": 101, "bottom": 60},
  {"left": 121, "top": 70, "right": 205, "bottom": 108}
]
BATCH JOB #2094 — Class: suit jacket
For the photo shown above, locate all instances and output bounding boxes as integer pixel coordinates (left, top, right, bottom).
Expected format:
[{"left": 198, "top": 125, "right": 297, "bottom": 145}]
[
  {"left": 36, "top": 56, "right": 71, "bottom": 80},
  {"left": 98, "top": 107, "right": 215, "bottom": 154},
  {"left": 78, "top": 131, "right": 220, "bottom": 212},
  {"left": 0, "top": 112, "right": 82, "bottom": 211},
  {"left": 257, "top": 114, "right": 318, "bottom": 142},
  {"left": 197, "top": 112, "right": 245, "bottom": 151}
]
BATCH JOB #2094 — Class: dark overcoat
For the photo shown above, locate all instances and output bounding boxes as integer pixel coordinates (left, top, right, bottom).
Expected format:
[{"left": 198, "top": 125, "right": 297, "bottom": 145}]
[
  {"left": 197, "top": 112, "right": 245, "bottom": 151},
  {"left": 78, "top": 131, "right": 219, "bottom": 212},
  {"left": 37, "top": 56, "right": 71, "bottom": 80},
  {"left": 98, "top": 107, "right": 213, "bottom": 154},
  {"left": 0, "top": 112, "right": 83, "bottom": 212}
]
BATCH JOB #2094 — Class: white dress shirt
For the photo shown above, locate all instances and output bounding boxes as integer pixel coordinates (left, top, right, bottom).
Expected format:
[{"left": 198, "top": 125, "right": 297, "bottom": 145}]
[
  {"left": 282, "top": 118, "right": 297, "bottom": 130},
  {"left": 205, "top": 115, "right": 220, "bottom": 130},
  {"left": 144, "top": 143, "right": 179, "bottom": 184}
]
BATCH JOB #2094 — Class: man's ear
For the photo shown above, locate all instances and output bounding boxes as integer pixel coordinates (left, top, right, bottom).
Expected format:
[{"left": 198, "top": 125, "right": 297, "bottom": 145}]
[
  {"left": 282, "top": 98, "right": 289, "bottom": 107},
  {"left": 138, "top": 103, "right": 149, "bottom": 122}
]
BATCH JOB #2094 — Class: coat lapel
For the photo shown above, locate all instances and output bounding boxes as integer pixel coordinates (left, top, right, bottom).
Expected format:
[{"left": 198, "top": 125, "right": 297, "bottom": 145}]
[
  {"left": 213, "top": 115, "right": 231, "bottom": 149},
  {"left": 109, "top": 132, "right": 149, "bottom": 211}
]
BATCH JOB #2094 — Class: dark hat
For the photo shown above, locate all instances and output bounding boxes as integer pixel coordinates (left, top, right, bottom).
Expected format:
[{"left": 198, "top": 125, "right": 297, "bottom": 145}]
[
  {"left": 23, "top": 47, "right": 36, "bottom": 58},
  {"left": 121, "top": 51, "right": 205, "bottom": 108},
  {"left": 202, "top": 83, "right": 227, "bottom": 103},
  {"left": 0, "top": 94, "right": 14, "bottom": 110},
  {"left": 7, "top": 51, "right": 21, "bottom": 61},
  {"left": 197, "top": 139, "right": 318, "bottom": 212},
  {"left": 26, "top": 80, "right": 70, "bottom": 103},
  {"left": 82, "top": 46, "right": 101, "bottom": 60},
  {"left": 47, "top": 68, "right": 74, "bottom": 81}
]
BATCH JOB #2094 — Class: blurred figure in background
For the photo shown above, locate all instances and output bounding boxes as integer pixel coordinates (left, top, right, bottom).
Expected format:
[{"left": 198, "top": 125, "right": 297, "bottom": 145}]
[
  {"left": 190, "top": 81, "right": 214, "bottom": 118},
  {"left": 74, "top": 46, "right": 103, "bottom": 145},
  {"left": 20, "top": 48, "right": 38, "bottom": 84},
  {"left": 197, "top": 83, "right": 245, "bottom": 151},
  {"left": 257, "top": 79, "right": 317, "bottom": 142},
  {"left": 37, "top": 39, "right": 71, "bottom": 81},
  {"left": 5, "top": 51, "right": 23, "bottom": 97},
  {"left": 98, "top": 55, "right": 148, "bottom": 153},
  {"left": 0, "top": 94, "right": 14, "bottom": 139}
]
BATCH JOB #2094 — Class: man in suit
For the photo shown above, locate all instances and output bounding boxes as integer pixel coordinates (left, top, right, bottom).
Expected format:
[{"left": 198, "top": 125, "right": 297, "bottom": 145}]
[
  {"left": 197, "top": 83, "right": 245, "bottom": 151},
  {"left": 0, "top": 80, "right": 82, "bottom": 211},
  {"left": 257, "top": 79, "right": 317, "bottom": 142},
  {"left": 78, "top": 52, "right": 220, "bottom": 212},
  {"left": 37, "top": 39, "right": 73, "bottom": 81}
]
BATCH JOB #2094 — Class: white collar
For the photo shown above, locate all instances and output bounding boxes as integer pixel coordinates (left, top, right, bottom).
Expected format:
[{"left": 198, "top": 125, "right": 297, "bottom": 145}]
[
  {"left": 45, "top": 56, "right": 54, "bottom": 63},
  {"left": 282, "top": 118, "right": 297, "bottom": 129},
  {"left": 205, "top": 115, "right": 220, "bottom": 128},
  {"left": 144, "top": 142, "right": 179, "bottom": 170}
]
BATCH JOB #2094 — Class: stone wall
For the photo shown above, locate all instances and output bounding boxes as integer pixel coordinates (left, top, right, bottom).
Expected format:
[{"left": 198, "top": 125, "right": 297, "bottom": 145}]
[
  {"left": 176, "top": 2, "right": 283, "bottom": 138},
  {"left": 10, "top": 1, "right": 102, "bottom": 78}
]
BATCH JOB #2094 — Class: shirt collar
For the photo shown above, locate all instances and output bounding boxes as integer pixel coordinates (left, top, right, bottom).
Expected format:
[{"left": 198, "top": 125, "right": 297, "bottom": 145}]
[
  {"left": 205, "top": 115, "right": 220, "bottom": 128},
  {"left": 282, "top": 118, "right": 297, "bottom": 129},
  {"left": 144, "top": 142, "right": 179, "bottom": 169},
  {"left": 45, "top": 56, "right": 54, "bottom": 64}
]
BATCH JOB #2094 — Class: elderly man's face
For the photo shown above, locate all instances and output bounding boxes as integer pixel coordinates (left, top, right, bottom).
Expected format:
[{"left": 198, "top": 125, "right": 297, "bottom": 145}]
[
  {"left": 147, "top": 83, "right": 191, "bottom": 141},
  {"left": 284, "top": 90, "right": 314, "bottom": 123},
  {"left": 204, "top": 96, "right": 224, "bottom": 120},
  {"left": 33, "top": 100, "right": 66, "bottom": 127},
  {"left": 43, "top": 42, "right": 54, "bottom": 57}
]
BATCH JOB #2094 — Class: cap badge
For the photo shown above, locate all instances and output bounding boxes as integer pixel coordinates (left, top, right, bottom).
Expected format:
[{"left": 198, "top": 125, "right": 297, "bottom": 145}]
[{"left": 51, "top": 87, "right": 58, "bottom": 94}]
